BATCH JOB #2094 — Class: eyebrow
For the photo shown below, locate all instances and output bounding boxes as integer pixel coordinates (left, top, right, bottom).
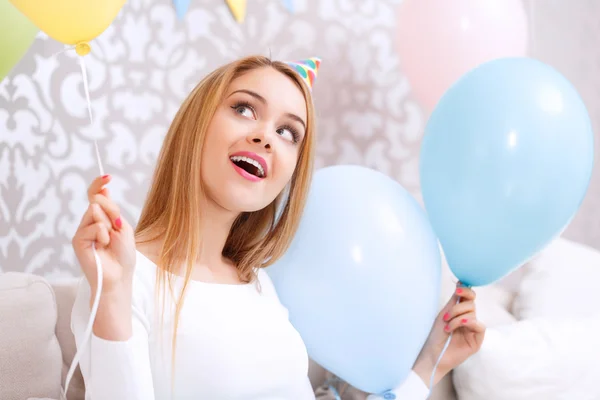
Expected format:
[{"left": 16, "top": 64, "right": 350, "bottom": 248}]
[{"left": 228, "top": 89, "right": 307, "bottom": 130}]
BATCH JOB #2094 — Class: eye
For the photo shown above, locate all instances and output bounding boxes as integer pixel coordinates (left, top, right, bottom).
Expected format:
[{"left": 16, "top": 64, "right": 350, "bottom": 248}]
[
  {"left": 276, "top": 125, "right": 300, "bottom": 143},
  {"left": 231, "top": 102, "right": 256, "bottom": 120}
]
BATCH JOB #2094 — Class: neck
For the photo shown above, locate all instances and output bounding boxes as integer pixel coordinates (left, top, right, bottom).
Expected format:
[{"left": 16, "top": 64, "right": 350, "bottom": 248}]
[
  {"left": 195, "top": 198, "right": 238, "bottom": 267},
  {"left": 137, "top": 197, "right": 240, "bottom": 279}
]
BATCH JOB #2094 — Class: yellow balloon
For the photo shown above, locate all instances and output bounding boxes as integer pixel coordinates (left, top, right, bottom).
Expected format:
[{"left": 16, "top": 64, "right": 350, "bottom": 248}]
[{"left": 8, "top": 0, "right": 126, "bottom": 54}]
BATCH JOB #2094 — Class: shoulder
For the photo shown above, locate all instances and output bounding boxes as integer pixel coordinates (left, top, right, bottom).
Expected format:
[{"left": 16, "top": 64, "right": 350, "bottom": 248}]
[
  {"left": 131, "top": 249, "right": 159, "bottom": 300},
  {"left": 256, "top": 268, "right": 290, "bottom": 318},
  {"left": 256, "top": 268, "right": 278, "bottom": 298}
]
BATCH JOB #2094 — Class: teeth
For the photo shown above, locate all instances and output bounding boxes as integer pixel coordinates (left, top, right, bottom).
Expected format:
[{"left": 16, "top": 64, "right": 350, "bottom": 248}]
[{"left": 230, "top": 155, "right": 265, "bottom": 177}]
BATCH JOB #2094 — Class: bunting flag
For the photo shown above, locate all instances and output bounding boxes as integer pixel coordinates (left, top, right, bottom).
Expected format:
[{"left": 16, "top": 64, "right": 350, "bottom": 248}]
[
  {"left": 173, "top": 0, "right": 190, "bottom": 19},
  {"left": 225, "top": 0, "right": 246, "bottom": 23},
  {"left": 281, "top": 0, "right": 294, "bottom": 13}
]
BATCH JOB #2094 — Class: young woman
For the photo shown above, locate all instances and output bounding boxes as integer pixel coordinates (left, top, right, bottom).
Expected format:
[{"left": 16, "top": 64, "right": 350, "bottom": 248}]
[{"left": 71, "top": 55, "right": 485, "bottom": 399}]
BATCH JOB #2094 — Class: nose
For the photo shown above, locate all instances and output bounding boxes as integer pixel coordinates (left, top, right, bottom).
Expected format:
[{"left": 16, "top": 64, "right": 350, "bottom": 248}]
[{"left": 247, "top": 131, "right": 271, "bottom": 150}]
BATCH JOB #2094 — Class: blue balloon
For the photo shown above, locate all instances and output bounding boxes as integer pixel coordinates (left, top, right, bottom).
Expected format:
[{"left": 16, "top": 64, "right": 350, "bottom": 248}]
[
  {"left": 267, "top": 165, "right": 441, "bottom": 394},
  {"left": 420, "top": 57, "right": 594, "bottom": 287}
]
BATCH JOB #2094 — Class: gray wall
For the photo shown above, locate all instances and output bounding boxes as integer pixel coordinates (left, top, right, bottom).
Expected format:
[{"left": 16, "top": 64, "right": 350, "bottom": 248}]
[{"left": 0, "top": 0, "right": 598, "bottom": 278}]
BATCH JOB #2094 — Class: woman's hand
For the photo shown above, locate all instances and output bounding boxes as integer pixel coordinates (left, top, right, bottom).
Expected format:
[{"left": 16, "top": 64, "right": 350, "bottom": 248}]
[
  {"left": 72, "top": 175, "right": 138, "bottom": 340},
  {"left": 413, "top": 284, "right": 486, "bottom": 387},
  {"left": 72, "top": 175, "right": 136, "bottom": 297}
]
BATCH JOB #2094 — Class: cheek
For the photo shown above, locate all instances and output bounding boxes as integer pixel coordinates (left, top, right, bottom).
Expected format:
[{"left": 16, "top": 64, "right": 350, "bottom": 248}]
[
  {"left": 205, "top": 108, "right": 243, "bottom": 148},
  {"left": 272, "top": 148, "right": 300, "bottom": 188}
]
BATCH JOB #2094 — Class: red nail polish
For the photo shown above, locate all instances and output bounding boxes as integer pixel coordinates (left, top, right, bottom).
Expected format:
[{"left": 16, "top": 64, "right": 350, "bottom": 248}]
[
  {"left": 461, "top": 318, "right": 468, "bottom": 324},
  {"left": 443, "top": 313, "right": 450, "bottom": 321},
  {"left": 444, "top": 324, "right": 450, "bottom": 332},
  {"left": 456, "top": 288, "right": 463, "bottom": 294},
  {"left": 102, "top": 174, "right": 110, "bottom": 180},
  {"left": 115, "top": 217, "right": 122, "bottom": 229}
]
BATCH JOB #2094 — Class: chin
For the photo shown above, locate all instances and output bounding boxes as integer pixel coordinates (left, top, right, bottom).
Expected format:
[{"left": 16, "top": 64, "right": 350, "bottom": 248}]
[{"left": 216, "top": 190, "right": 275, "bottom": 214}]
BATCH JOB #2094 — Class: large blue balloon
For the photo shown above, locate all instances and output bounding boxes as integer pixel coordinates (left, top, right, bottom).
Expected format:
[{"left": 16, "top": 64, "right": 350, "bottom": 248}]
[
  {"left": 267, "top": 165, "right": 441, "bottom": 394},
  {"left": 420, "top": 57, "right": 594, "bottom": 287}
]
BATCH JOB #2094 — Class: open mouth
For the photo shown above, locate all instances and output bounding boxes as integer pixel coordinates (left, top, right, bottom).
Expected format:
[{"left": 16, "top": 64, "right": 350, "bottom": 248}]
[{"left": 230, "top": 155, "right": 265, "bottom": 178}]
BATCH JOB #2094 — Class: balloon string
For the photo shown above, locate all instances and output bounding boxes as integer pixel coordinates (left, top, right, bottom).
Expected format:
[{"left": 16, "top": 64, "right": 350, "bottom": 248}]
[
  {"left": 51, "top": 45, "right": 93, "bottom": 123},
  {"left": 61, "top": 143, "right": 103, "bottom": 400},
  {"left": 424, "top": 281, "right": 470, "bottom": 398},
  {"left": 325, "top": 377, "right": 342, "bottom": 400},
  {"left": 426, "top": 293, "right": 461, "bottom": 399},
  {"left": 62, "top": 245, "right": 103, "bottom": 400},
  {"left": 61, "top": 53, "right": 101, "bottom": 400},
  {"left": 78, "top": 56, "right": 93, "bottom": 123},
  {"left": 62, "top": 142, "right": 103, "bottom": 400},
  {"left": 51, "top": 45, "right": 76, "bottom": 58}
]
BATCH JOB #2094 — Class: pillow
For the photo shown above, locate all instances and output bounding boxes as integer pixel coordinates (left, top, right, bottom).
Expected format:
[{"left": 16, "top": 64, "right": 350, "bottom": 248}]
[
  {"left": 453, "top": 316, "right": 600, "bottom": 400},
  {"left": 51, "top": 279, "right": 86, "bottom": 400},
  {"left": 512, "top": 237, "right": 600, "bottom": 319},
  {"left": 0, "top": 273, "right": 63, "bottom": 400}
]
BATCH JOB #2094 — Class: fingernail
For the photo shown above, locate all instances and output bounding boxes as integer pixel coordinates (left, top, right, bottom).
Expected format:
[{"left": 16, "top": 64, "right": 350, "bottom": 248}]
[
  {"left": 456, "top": 288, "right": 463, "bottom": 294},
  {"left": 102, "top": 174, "right": 110, "bottom": 180},
  {"left": 444, "top": 324, "right": 450, "bottom": 332},
  {"left": 461, "top": 318, "right": 468, "bottom": 324},
  {"left": 115, "top": 217, "right": 122, "bottom": 229},
  {"left": 443, "top": 313, "right": 450, "bottom": 321}
]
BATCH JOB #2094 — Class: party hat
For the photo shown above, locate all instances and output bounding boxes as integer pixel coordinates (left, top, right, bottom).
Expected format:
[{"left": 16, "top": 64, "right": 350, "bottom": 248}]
[{"left": 285, "top": 57, "right": 321, "bottom": 91}]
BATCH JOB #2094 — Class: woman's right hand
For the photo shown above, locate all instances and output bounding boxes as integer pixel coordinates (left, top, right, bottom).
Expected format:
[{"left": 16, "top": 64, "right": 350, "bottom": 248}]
[{"left": 72, "top": 175, "right": 136, "bottom": 297}]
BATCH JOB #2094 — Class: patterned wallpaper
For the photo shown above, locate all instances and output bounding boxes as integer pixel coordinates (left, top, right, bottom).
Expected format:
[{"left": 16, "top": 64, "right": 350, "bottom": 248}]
[{"left": 0, "top": 0, "right": 598, "bottom": 278}]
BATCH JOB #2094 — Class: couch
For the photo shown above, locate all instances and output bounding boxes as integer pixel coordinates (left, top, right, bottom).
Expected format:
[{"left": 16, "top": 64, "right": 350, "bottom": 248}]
[{"left": 1, "top": 237, "right": 599, "bottom": 400}]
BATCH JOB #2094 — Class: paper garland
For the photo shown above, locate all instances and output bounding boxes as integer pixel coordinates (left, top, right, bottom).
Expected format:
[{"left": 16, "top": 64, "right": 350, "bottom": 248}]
[
  {"left": 173, "top": 0, "right": 190, "bottom": 20},
  {"left": 225, "top": 0, "right": 246, "bottom": 23},
  {"left": 281, "top": 0, "right": 293, "bottom": 13},
  {"left": 172, "top": 1, "right": 294, "bottom": 22}
]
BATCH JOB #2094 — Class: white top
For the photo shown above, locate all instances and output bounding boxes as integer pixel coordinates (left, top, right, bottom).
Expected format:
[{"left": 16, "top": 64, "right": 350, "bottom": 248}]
[{"left": 71, "top": 250, "right": 430, "bottom": 399}]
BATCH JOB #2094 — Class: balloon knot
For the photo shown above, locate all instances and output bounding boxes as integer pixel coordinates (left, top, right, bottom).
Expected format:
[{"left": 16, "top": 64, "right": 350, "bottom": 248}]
[{"left": 75, "top": 42, "right": 91, "bottom": 56}]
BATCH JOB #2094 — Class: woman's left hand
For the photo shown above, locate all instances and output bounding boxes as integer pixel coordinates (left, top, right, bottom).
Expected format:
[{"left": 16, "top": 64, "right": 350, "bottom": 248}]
[{"left": 412, "top": 284, "right": 486, "bottom": 386}]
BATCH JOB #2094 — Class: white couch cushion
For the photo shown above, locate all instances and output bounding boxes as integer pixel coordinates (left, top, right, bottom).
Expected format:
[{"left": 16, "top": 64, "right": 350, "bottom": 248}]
[
  {"left": 512, "top": 238, "right": 600, "bottom": 319},
  {"left": 453, "top": 316, "right": 600, "bottom": 400},
  {"left": 0, "top": 272, "right": 63, "bottom": 400},
  {"left": 452, "top": 237, "right": 600, "bottom": 400}
]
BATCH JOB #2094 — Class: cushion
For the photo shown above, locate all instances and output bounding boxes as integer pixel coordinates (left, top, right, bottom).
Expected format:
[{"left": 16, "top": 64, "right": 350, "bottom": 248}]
[
  {"left": 453, "top": 237, "right": 600, "bottom": 400},
  {"left": 51, "top": 279, "right": 86, "bottom": 400},
  {"left": 512, "top": 237, "right": 600, "bottom": 319},
  {"left": 0, "top": 273, "right": 62, "bottom": 400},
  {"left": 453, "top": 316, "right": 600, "bottom": 400}
]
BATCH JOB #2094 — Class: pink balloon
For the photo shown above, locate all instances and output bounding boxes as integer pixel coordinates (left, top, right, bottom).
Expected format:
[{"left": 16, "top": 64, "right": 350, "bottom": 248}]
[{"left": 396, "top": 0, "right": 528, "bottom": 112}]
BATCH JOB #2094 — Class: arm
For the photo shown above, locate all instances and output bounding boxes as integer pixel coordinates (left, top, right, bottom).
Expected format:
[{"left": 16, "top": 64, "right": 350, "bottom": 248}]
[
  {"left": 70, "top": 277, "right": 155, "bottom": 400},
  {"left": 365, "top": 284, "right": 486, "bottom": 399}
]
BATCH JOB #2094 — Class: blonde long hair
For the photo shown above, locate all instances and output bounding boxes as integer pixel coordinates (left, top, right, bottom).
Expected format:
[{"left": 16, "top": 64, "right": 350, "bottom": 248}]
[{"left": 134, "top": 55, "right": 316, "bottom": 372}]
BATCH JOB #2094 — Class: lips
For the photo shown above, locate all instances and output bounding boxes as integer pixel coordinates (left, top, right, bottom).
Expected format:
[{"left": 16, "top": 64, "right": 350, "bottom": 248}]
[{"left": 229, "top": 151, "right": 268, "bottom": 179}]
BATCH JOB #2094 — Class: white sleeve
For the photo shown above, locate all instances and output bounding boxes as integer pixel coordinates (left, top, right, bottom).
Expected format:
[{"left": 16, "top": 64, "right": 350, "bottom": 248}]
[
  {"left": 70, "top": 277, "right": 155, "bottom": 400},
  {"left": 300, "top": 375, "right": 318, "bottom": 400},
  {"left": 365, "top": 370, "right": 430, "bottom": 400}
]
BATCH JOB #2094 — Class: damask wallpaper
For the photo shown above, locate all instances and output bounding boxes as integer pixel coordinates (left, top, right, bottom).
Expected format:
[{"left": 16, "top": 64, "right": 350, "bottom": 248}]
[{"left": 0, "top": 0, "right": 598, "bottom": 278}]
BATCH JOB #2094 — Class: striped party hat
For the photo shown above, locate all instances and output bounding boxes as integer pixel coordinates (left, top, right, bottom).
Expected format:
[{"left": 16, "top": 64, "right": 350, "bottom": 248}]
[{"left": 284, "top": 57, "right": 321, "bottom": 91}]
